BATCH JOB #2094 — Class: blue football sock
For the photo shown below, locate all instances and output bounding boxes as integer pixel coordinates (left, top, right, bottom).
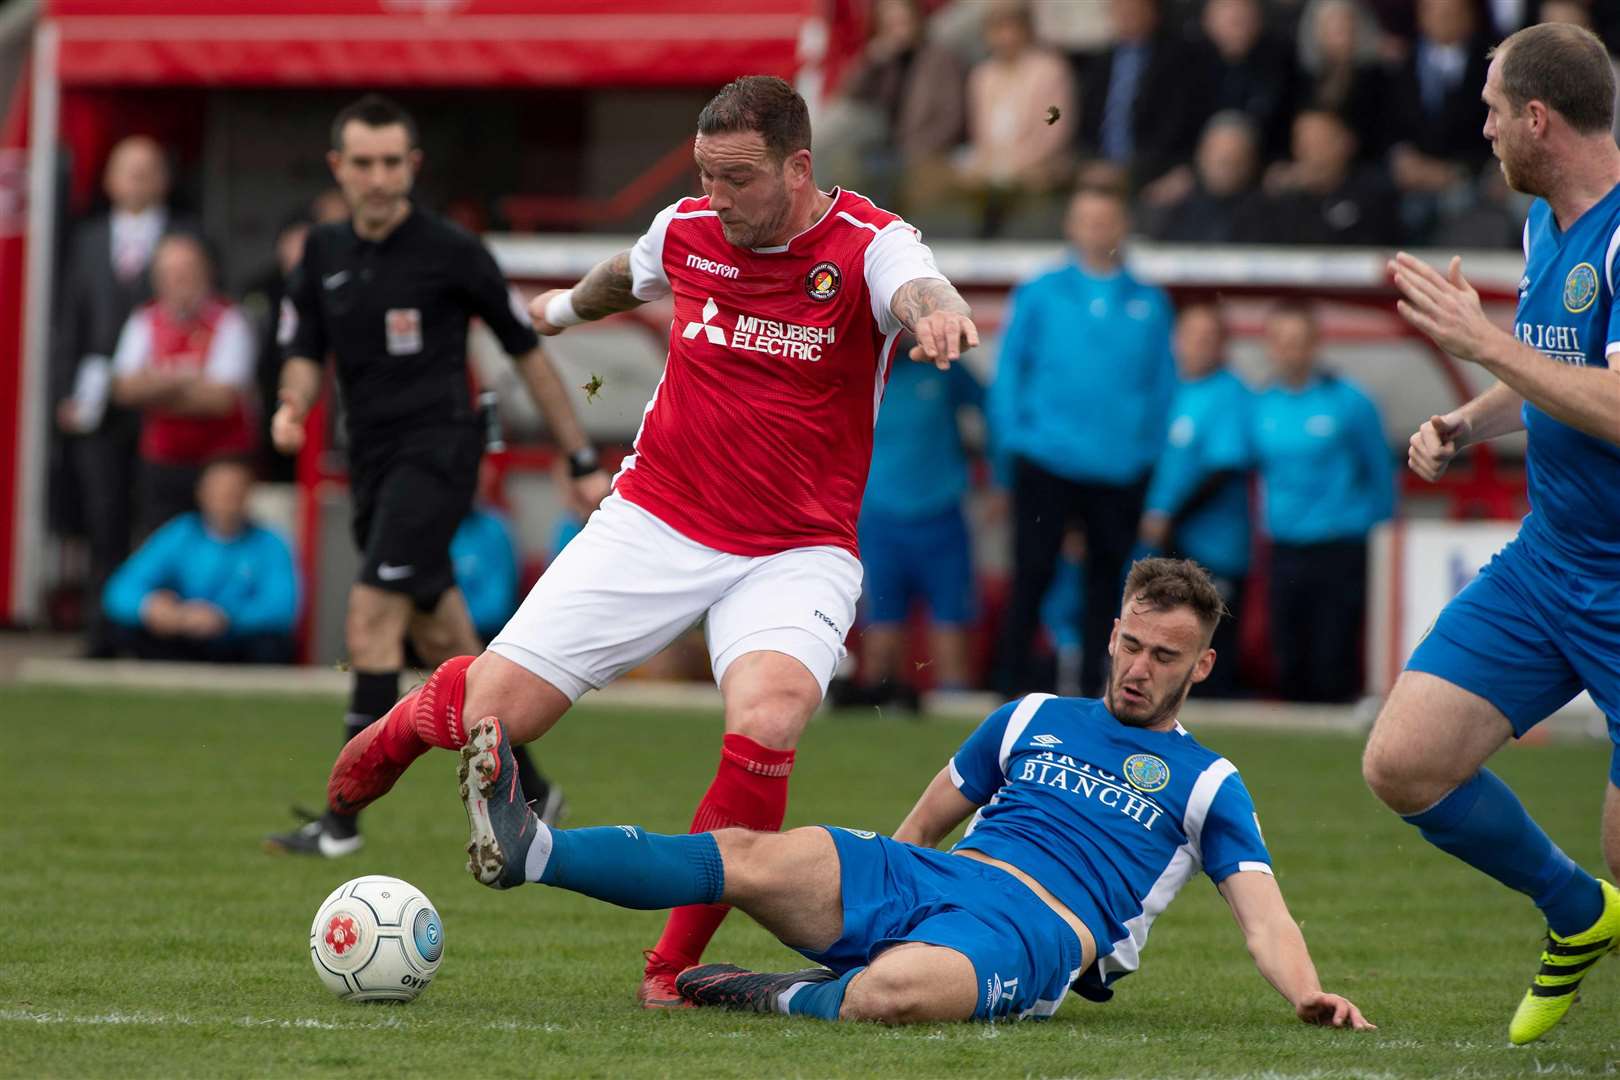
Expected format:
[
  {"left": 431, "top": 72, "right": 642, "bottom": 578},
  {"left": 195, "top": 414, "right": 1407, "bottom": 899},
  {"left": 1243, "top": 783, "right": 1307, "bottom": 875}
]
[
  {"left": 785, "top": 968, "right": 862, "bottom": 1020},
  {"left": 1404, "top": 769, "right": 1603, "bottom": 936},
  {"left": 524, "top": 824, "right": 724, "bottom": 909}
]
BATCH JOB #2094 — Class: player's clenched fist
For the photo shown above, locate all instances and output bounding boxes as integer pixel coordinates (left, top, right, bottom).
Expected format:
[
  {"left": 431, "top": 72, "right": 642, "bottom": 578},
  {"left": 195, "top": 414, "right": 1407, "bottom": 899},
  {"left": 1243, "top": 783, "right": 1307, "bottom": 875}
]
[
  {"left": 529, "top": 289, "right": 571, "bottom": 337},
  {"left": 908, "top": 312, "right": 981, "bottom": 370},
  {"left": 1408, "top": 412, "right": 1469, "bottom": 481}
]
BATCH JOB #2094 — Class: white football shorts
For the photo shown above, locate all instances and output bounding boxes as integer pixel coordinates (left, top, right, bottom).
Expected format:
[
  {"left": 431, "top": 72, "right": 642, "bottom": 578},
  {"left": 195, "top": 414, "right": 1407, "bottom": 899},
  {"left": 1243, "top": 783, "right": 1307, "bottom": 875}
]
[{"left": 488, "top": 494, "right": 863, "bottom": 702}]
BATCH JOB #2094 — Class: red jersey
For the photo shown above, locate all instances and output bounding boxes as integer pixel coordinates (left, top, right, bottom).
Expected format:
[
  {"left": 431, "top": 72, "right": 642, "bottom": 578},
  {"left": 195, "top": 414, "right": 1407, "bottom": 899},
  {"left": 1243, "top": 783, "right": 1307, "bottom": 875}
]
[
  {"left": 614, "top": 188, "right": 945, "bottom": 557},
  {"left": 114, "top": 297, "right": 255, "bottom": 466}
]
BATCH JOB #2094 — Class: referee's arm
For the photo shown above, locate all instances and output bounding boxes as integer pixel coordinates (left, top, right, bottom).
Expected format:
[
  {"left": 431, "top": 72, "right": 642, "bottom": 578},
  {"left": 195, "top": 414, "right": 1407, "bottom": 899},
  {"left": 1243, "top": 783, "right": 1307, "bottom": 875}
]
[{"left": 271, "top": 252, "right": 327, "bottom": 456}]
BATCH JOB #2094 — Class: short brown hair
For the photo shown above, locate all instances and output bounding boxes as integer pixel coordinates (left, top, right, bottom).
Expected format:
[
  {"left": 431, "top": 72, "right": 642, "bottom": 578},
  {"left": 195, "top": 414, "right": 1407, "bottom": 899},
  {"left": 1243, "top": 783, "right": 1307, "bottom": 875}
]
[
  {"left": 1493, "top": 23, "right": 1615, "bottom": 135},
  {"left": 331, "top": 93, "right": 420, "bottom": 153},
  {"left": 696, "top": 76, "right": 811, "bottom": 162},
  {"left": 1122, "top": 557, "right": 1228, "bottom": 637}
]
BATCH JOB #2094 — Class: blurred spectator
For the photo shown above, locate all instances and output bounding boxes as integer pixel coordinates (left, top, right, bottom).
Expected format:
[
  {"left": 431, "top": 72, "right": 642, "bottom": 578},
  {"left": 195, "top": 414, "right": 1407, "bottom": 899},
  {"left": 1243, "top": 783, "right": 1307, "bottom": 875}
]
[
  {"left": 956, "top": 0, "right": 1075, "bottom": 235},
  {"left": 825, "top": 0, "right": 964, "bottom": 213},
  {"left": 242, "top": 212, "right": 311, "bottom": 483},
  {"left": 1537, "top": 0, "right": 1620, "bottom": 141},
  {"left": 102, "top": 455, "right": 297, "bottom": 664},
  {"left": 53, "top": 136, "right": 198, "bottom": 656},
  {"left": 990, "top": 185, "right": 1175, "bottom": 698},
  {"left": 1076, "top": 0, "right": 1207, "bottom": 188},
  {"left": 1252, "top": 303, "right": 1393, "bottom": 703},
  {"left": 1139, "top": 301, "right": 1254, "bottom": 698},
  {"left": 451, "top": 507, "right": 520, "bottom": 644},
  {"left": 110, "top": 232, "right": 257, "bottom": 535},
  {"left": 1259, "top": 109, "right": 1401, "bottom": 246},
  {"left": 1197, "top": 0, "right": 1302, "bottom": 159},
  {"left": 1141, "top": 110, "right": 1270, "bottom": 243},
  {"left": 1430, "top": 161, "right": 1528, "bottom": 249},
  {"left": 1387, "top": 0, "right": 1492, "bottom": 240},
  {"left": 310, "top": 186, "right": 351, "bottom": 226},
  {"left": 1297, "top": 0, "right": 1393, "bottom": 159},
  {"left": 831, "top": 354, "right": 985, "bottom": 711}
]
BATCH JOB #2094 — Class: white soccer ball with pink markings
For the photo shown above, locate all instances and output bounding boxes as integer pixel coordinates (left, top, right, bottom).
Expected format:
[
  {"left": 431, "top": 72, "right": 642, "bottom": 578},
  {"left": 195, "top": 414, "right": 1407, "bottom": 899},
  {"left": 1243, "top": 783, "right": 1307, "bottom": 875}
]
[{"left": 309, "top": 875, "right": 442, "bottom": 1002}]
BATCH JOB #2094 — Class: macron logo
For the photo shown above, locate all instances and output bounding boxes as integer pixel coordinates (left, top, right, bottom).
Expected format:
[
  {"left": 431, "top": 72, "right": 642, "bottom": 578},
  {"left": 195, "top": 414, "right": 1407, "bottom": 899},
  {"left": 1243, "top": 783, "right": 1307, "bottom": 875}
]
[
  {"left": 1031, "top": 734, "right": 1063, "bottom": 747},
  {"left": 683, "top": 297, "right": 727, "bottom": 345},
  {"left": 686, "top": 253, "right": 739, "bottom": 279}
]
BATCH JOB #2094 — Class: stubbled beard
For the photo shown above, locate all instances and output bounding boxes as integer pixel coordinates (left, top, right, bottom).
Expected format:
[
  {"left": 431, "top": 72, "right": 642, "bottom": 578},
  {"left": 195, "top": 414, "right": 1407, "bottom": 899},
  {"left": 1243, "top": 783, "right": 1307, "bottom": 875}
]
[
  {"left": 1103, "top": 657, "right": 1195, "bottom": 728},
  {"left": 722, "top": 192, "right": 792, "bottom": 249}
]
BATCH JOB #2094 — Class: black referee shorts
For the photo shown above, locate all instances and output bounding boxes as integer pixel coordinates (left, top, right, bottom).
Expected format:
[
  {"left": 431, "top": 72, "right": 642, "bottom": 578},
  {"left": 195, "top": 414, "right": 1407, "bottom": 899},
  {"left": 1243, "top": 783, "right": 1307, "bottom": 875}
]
[{"left": 349, "top": 426, "right": 481, "bottom": 611}]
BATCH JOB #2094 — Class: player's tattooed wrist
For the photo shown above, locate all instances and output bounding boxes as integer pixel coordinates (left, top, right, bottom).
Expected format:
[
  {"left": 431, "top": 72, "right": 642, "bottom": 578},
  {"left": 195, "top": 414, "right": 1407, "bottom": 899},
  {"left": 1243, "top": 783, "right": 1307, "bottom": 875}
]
[{"left": 891, "top": 278, "right": 971, "bottom": 330}]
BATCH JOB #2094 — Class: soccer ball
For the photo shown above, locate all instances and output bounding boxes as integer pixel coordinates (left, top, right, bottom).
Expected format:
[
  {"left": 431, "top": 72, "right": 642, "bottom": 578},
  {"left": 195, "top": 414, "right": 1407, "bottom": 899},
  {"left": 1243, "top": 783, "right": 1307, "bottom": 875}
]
[{"left": 309, "top": 875, "right": 443, "bottom": 1002}]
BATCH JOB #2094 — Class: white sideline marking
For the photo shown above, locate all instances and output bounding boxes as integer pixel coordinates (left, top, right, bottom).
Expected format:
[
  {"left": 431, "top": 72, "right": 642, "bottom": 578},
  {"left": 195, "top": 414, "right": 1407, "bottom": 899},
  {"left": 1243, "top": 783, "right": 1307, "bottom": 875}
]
[{"left": 0, "top": 1008, "right": 566, "bottom": 1034}]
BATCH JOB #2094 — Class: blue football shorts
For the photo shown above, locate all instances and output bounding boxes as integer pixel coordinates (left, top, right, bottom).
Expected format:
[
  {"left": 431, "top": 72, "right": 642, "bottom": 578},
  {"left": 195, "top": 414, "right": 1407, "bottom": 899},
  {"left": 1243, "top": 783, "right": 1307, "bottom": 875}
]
[
  {"left": 1406, "top": 534, "right": 1620, "bottom": 785},
  {"left": 799, "top": 826, "right": 1083, "bottom": 1021},
  {"left": 857, "top": 505, "right": 975, "bottom": 627}
]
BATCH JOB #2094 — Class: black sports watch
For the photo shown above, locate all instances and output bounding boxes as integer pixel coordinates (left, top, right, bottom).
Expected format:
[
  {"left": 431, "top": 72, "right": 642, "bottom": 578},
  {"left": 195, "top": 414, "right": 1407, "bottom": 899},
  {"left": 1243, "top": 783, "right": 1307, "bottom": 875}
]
[{"left": 567, "top": 446, "right": 601, "bottom": 478}]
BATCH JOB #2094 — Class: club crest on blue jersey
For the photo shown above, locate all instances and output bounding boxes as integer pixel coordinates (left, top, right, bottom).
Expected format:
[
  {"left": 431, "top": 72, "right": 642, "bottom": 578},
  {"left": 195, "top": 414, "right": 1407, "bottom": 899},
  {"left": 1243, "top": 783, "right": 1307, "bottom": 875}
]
[
  {"left": 1563, "top": 262, "right": 1598, "bottom": 313},
  {"left": 1123, "top": 754, "right": 1170, "bottom": 793}
]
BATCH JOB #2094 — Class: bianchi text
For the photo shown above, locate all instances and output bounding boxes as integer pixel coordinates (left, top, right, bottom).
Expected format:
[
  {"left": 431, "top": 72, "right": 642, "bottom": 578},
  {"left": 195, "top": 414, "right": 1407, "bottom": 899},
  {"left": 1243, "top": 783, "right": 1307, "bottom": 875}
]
[
  {"left": 1017, "top": 752, "right": 1164, "bottom": 830},
  {"left": 731, "top": 314, "right": 837, "bottom": 362}
]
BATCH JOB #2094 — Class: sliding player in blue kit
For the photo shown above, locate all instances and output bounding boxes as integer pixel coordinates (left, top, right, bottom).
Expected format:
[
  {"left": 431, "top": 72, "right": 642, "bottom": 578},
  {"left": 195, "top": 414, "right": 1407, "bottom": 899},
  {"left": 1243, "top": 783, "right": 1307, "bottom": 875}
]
[
  {"left": 452, "top": 558, "right": 1372, "bottom": 1029},
  {"left": 1367, "top": 23, "right": 1620, "bottom": 1045}
]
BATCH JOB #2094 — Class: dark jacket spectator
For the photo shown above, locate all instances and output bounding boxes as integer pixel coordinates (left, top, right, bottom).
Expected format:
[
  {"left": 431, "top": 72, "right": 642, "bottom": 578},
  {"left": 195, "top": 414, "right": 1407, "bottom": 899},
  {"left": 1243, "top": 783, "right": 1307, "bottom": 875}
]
[
  {"left": 102, "top": 455, "right": 297, "bottom": 664},
  {"left": 1297, "top": 0, "right": 1394, "bottom": 159},
  {"left": 52, "top": 135, "right": 198, "bottom": 656},
  {"left": 1197, "top": 0, "right": 1302, "bottom": 159},
  {"left": 1387, "top": 0, "right": 1493, "bottom": 194},
  {"left": 1259, "top": 109, "right": 1401, "bottom": 246},
  {"left": 1076, "top": 0, "right": 1208, "bottom": 187},
  {"left": 1143, "top": 110, "right": 1271, "bottom": 243},
  {"left": 841, "top": 0, "right": 965, "bottom": 163}
]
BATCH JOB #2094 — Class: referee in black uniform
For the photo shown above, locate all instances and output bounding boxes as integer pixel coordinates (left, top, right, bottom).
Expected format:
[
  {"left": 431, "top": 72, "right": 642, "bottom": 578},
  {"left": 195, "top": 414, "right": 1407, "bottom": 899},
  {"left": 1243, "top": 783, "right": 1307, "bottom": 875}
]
[{"left": 266, "top": 95, "right": 609, "bottom": 857}]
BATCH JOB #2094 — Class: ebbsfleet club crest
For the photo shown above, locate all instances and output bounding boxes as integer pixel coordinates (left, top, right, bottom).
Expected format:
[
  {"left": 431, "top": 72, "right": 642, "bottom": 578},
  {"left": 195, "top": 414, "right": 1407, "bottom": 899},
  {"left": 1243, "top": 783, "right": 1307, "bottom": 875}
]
[
  {"left": 1123, "top": 754, "right": 1170, "bottom": 793},
  {"left": 805, "top": 260, "right": 842, "bottom": 302},
  {"left": 1564, "top": 262, "right": 1598, "bottom": 313}
]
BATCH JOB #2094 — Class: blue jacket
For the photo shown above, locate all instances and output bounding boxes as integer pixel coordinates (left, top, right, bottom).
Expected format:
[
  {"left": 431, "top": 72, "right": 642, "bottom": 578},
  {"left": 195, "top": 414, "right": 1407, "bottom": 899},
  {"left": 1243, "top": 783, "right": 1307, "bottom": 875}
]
[
  {"left": 1144, "top": 368, "right": 1255, "bottom": 577},
  {"left": 103, "top": 513, "right": 298, "bottom": 634},
  {"left": 452, "top": 507, "right": 520, "bottom": 640},
  {"left": 864, "top": 361, "right": 984, "bottom": 520},
  {"left": 990, "top": 258, "right": 1175, "bottom": 486},
  {"left": 1253, "top": 373, "right": 1394, "bottom": 544}
]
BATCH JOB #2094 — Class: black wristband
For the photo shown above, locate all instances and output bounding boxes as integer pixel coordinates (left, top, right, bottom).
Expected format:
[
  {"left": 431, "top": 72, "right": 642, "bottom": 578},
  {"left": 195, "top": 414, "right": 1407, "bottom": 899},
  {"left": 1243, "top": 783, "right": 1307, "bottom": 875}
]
[{"left": 567, "top": 447, "right": 600, "bottom": 478}]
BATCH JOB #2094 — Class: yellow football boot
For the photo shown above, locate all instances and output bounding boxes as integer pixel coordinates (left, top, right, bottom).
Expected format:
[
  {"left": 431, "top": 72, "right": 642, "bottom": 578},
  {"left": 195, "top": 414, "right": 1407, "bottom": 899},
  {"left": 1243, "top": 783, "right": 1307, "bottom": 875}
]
[{"left": 1509, "top": 879, "right": 1620, "bottom": 1045}]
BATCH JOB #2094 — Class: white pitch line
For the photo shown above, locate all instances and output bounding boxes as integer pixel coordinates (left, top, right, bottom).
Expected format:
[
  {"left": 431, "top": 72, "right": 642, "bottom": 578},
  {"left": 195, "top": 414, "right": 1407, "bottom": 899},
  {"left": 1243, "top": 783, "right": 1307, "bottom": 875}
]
[{"left": 0, "top": 1008, "right": 566, "bottom": 1034}]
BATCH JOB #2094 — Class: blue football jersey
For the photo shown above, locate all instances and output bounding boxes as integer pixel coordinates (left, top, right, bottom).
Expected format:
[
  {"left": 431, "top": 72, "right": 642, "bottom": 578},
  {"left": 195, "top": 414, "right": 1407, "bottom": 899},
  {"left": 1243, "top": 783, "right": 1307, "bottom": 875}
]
[
  {"left": 948, "top": 694, "right": 1271, "bottom": 990},
  {"left": 1516, "top": 187, "right": 1620, "bottom": 564}
]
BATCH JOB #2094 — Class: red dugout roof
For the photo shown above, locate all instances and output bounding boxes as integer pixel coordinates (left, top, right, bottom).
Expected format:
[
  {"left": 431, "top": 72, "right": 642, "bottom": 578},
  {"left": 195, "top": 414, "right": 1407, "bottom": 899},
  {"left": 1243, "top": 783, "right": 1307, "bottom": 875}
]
[{"left": 45, "top": 0, "right": 819, "bottom": 87}]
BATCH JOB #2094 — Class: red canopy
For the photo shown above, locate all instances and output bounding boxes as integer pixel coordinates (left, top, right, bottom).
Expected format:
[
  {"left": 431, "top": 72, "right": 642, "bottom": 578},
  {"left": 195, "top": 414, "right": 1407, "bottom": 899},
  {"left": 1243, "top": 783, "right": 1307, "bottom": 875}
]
[{"left": 46, "top": 0, "right": 819, "bottom": 87}]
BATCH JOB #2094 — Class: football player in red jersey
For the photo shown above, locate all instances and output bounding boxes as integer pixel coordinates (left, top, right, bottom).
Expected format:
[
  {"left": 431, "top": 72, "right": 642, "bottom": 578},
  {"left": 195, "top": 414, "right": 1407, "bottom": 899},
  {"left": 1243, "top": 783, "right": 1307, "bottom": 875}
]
[{"left": 320, "top": 75, "right": 979, "bottom": 1006}]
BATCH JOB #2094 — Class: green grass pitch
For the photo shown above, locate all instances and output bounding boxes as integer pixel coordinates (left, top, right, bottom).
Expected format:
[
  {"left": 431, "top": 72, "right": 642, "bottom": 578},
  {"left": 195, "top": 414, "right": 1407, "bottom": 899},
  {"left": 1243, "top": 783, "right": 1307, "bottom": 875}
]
[{"left": 3, "top": 684, "right": 1618, "bottom": 1078}]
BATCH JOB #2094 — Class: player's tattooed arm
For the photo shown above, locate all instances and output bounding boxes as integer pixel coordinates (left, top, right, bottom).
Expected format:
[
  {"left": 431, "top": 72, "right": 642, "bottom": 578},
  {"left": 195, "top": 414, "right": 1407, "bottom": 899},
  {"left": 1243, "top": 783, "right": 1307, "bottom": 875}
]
[
  {"left": 529, "top": 251, "right": 642, "bottom": 336},
  {"left": 891, "top": 278, "right": 980, "bottom": 370}
]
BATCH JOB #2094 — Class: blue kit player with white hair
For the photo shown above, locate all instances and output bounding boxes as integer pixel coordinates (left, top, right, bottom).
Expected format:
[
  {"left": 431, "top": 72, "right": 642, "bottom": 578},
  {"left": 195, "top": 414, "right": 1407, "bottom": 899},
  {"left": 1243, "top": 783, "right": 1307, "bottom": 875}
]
[
  {"left": 451, "top": 558, "right": 1373, "bottom": 1029},
  {"left": 1371, "top": 21, "right": 1620, "bottom": 1046}
]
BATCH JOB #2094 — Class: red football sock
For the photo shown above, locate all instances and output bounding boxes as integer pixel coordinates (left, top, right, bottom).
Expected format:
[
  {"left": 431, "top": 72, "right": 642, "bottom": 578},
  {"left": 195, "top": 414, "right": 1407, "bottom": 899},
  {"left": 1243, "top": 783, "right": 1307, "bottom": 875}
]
[
  {"left": 645, "top": 733, "right": 795, "bottom": 975},
  {"left": 326, "top": 656, "right": 475, "bottom": 814}
]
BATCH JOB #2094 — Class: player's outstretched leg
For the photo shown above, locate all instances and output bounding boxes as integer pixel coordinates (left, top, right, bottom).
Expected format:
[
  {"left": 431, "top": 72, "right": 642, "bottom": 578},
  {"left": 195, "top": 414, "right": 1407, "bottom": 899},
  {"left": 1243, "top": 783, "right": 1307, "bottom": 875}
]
[
  {"left": 1510, "top": 879, "right": 1620, "bottom": 1045},
  {"left": 676, "top": 965, "right": 839, "bottom": 1014},
  {"left": 458, "top": 715, "right": 729, "bottom": 900}
]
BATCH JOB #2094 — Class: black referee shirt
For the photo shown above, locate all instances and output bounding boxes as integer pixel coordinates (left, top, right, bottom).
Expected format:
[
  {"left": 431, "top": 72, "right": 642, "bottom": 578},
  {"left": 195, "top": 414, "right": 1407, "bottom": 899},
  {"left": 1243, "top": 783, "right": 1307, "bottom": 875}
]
[{"left": 280, "top": 206, "right": 539, "bottom": 442}]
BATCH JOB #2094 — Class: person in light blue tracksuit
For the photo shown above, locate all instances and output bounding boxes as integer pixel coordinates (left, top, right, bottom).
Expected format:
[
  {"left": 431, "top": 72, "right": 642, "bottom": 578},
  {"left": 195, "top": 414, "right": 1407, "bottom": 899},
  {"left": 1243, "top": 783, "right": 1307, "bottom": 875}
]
[
  {"left": 1251, "top": 301, "right": 1393, "bottom": 702},
  {"left": 1140, "top": 300, "right": 1255, "bottom": 697},
  {"left": 989, "top": 185, "right": 1175, "bottom": 698}
]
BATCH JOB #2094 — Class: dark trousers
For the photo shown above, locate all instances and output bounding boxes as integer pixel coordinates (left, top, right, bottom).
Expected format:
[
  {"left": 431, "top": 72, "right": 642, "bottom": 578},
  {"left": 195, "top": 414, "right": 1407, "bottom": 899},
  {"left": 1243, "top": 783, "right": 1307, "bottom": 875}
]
[
  {"left": 995, "top": 458, "right": 1148, "bottom": 698},
  {"left": 1269, "top": 539, "right": 1368, "bottom": 703},
  {"left": 1196, "top": 572, "right": 1243, "bottom": 698},
  {"left": 112, "top": 624, "right": 295, "bottom": 665},
  {"left": 72, "top": 412, "right": 139, "bottom": 654}
]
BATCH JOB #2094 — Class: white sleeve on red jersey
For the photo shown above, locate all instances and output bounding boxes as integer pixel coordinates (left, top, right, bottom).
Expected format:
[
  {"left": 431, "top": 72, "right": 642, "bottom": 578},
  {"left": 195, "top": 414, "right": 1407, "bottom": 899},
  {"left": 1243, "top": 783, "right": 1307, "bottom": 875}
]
[
  {"left": 203, "top": 305, "right": 256, "bottom": 389},
  {"left": 111, "top": 309, "right": 154, "bottom": 377},
  {"left": 862, "top": 221, "right": 948, "bottom": 336},
  {"left": 628, "top": 202, "right": 681, "bottom": 302}
]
